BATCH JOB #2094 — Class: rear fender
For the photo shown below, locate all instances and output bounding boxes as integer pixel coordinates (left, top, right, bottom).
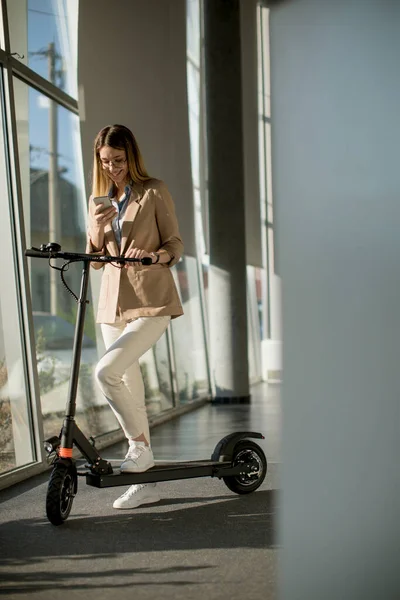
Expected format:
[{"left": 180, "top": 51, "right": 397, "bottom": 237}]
[{"left": 211, "top": 432, "right": 265, "bottom": 462}]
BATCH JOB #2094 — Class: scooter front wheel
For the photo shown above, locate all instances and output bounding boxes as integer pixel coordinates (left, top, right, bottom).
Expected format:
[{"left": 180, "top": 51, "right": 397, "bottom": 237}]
[
  {"left": 223, "top": 440, "right": 267, "bottom": 494},
  {"left": 46, "top": 461, "right": 77, "bottom": 525}
]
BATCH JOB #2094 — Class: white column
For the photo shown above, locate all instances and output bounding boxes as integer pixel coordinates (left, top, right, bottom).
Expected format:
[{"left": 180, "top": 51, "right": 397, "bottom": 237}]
[
  {"left": 78, "top": 0, "right": 196, "bottom": 256},
  {"left": 269, "top": 0, "right": 400, "bottom": 598}
]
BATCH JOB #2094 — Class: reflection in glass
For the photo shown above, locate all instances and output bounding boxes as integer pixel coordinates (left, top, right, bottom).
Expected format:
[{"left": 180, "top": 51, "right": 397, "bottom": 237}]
[
  {"left": 13, "top": 78, "right": 121, "bottom": 440},
  {"left": 184, "top": 2, "right": 210, "bottom": 404},
  {"left": 257, "top": 5, "right": 274, "bottom": 341},
  {"left": 171, "top": 257, "right": 210, "bottom": 403},
  {"left": 140, "top": 332, "right": 174, "bottom": 417},
  {"left": 0, "top": 301, "right": 34, "bottom": 474},
  {"left": 0, "top": 71, "right": 35, "bottom": 475},
  {"left": 247, "top": 266, "right": 262, "bottom": 384},
  {"left": 7, "top": 0, "right": 79, "bottom": 98}
]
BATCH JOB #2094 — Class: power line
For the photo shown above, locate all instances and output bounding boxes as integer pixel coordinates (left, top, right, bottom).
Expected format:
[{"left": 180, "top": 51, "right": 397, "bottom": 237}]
[{"left": 28, "top": 8, "right": 66, "bottom": 19}]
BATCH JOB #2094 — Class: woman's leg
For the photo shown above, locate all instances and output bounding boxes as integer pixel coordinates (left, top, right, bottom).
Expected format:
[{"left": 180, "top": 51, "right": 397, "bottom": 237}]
[
  {"left": 97, "top": 316, "right": 170, "bottom": 508},
  {"left": 99, "top": 319, "right": 148, "bottom": 440},
  {"left": 98, "top": 318, "right": 127, "bottom": 431},
  {"left": 96, "top": 315, "right": 171, "bottom": 444}
]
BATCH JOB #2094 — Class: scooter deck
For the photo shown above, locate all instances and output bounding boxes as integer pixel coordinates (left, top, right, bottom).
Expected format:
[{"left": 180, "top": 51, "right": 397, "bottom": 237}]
[{"left": 84, "top": 459, "right": 242, "bottom": 488}]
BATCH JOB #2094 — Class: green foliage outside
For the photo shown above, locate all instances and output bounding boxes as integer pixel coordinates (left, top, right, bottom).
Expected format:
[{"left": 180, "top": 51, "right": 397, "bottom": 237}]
[
  {"left": 57, "top": 302, "right": 96, "bottom": 345},
  {"left": 35, "top": 327, "right": 57, "bottom": 394}
]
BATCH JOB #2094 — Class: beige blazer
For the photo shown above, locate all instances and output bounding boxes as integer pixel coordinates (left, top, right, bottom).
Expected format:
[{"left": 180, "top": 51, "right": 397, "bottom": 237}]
[{"left": 86, "top": 178, "right": 184, "bottom": 324}]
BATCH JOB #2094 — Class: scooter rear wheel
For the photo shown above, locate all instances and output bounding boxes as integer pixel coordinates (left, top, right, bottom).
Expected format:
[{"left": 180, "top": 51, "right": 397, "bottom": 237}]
[
  {"left": 46, "top": 461, "right": 77, "bottom": 525},
  {"left": 223, "top": 440, "right": 267, "bottom": 494}
]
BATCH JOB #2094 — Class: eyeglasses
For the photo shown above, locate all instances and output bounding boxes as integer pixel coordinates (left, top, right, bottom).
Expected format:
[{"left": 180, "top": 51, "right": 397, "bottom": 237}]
[{"left": 100, "top": 157, "right": 127, "bottom": 168}]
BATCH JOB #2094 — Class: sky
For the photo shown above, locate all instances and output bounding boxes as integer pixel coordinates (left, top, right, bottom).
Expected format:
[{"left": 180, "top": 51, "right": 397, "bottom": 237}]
[{"left": 25, "top": 0, "right": 80, "bottom": 187}]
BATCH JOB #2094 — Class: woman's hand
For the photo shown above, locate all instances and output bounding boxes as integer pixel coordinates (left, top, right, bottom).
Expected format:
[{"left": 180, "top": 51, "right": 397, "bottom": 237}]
[
  {"left": 93, "top": 204, "right": 117, "bottom": 227},
  {"left": 123, "top": 247, "right": 154, "bottom": 268}
]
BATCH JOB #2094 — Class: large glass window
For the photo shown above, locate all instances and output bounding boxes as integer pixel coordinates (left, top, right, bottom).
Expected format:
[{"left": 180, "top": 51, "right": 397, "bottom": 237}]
[
  {"left": 0, "top": 70, "right": 35, "bottom": 475},
  {"left": 7, "top": 0, "right": 79, "bottom": 98},
  {"left": 186, "top": 0, "right": 208, "bottom": 258},
  {"left": 258, "top": 5, "right": 274, "bottom": 340},
  {"left": 171, "top": 257, "right": 210, "bottom": 403},
  {"left": 179, "top": 0, "right": 211, "bottom": 404},
  {"left": 13, "top": 78, "right": 179, "bottom": 441},
  {"left": 256, "top": 5, "right": 282, "bottom": 379},
  {"left": 13, "top": 78, "right": 120, "bottom": 440},
  {"left": 140, "top": 332, "right": 175, "bottom": 418},
  {"left": 247, "top": 266, "right": 262, "bottom": 384},
  {"left": 0, "top": 0, "right": 212, "bottom": 487}
]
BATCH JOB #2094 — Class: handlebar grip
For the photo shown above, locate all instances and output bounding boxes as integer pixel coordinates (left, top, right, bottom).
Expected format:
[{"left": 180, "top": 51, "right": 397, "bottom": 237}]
[
  {"left": 141, "top": 257, "right": 152, "bottom": 266},
  {"left": 25, "top": 248, "right": 51, "bottom": 258}
]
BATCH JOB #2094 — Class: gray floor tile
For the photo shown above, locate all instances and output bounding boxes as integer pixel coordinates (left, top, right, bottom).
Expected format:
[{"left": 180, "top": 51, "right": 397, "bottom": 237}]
[{"left": 0, "top": 381, "right": 281, "bottom": 600}]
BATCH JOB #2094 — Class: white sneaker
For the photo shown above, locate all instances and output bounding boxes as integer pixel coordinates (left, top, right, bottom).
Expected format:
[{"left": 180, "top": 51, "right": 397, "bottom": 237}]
[
  {"left": 120, "top": 442, "right": 155, "bottom": 473},
  {"left": 113, "top": 483, "right": 160, "bottom": 510}
]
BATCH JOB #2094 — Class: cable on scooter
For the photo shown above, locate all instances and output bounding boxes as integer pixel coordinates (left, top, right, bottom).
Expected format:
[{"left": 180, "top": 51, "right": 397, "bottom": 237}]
[
  {"left": 31, "top": 244, "right": 145, "bottom": 305},
  {"left": 48, "top": 258, "right": 82, "bottom": 304},
  {"left": 48, "top": 256, "right": 134, "bottom": 304}
]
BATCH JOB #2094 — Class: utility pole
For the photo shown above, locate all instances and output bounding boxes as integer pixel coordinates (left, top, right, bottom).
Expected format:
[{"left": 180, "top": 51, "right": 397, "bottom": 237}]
[
  {"left": 48, "top": 42, "right": 59, "bottom": 315},
  {"left": 30, "top": 42, "right": 63, "bottom": 316}
]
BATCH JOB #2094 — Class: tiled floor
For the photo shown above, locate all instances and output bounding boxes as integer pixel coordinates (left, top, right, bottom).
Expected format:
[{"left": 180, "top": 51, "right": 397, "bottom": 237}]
[
  {"left": 0, "top": 381, "right": 281, "bottom": 600},
  {"left": 106, "top": 381, "right": 281, "bottom": 464}
]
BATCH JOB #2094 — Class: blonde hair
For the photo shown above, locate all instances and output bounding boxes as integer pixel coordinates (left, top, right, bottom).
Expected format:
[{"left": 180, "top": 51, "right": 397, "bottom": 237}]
[{"left": 91, "top": 124, "right": 151, "bottom": 196}]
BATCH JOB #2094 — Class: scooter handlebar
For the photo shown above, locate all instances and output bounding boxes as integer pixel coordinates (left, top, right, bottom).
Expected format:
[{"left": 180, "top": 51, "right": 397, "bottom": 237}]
[{"left": 24, "top": 247, "right": 153, "bottom": 266}]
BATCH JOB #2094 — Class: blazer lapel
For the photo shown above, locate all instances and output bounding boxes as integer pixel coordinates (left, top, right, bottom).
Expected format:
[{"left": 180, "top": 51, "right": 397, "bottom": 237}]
[{"left": 120, "top": 182, "right": 144, "bottom": 255}]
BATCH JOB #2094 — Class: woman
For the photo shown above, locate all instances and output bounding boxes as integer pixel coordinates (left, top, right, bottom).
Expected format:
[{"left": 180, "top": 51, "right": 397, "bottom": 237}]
[{"left": 86, "top": 124, "right": 183, "bottom": 509}]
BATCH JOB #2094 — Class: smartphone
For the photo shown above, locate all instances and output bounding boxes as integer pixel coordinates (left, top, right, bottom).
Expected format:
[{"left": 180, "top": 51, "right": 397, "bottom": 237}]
[{"left": 93, "top": 196, "right": 113, "bottom": 211}]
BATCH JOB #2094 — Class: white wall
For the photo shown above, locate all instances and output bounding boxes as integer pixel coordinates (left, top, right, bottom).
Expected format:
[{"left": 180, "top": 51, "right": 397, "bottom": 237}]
[
  {"left": 269, "top": 0, "right": 400, "bottom": 598},
  {"left": 78, "top": 0, "right": 196, "bottom": 256}
]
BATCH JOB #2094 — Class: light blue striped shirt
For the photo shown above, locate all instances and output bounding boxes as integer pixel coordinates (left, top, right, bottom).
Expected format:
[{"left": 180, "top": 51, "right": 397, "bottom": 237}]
[{"left": 110, "top": 184, "right": 131, "bottom": 250}]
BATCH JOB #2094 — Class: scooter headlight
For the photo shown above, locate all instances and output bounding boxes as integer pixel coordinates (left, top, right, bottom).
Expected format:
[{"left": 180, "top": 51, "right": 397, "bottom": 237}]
[{"left": 44, "top": 436, "right": 60, "bottom": 455}]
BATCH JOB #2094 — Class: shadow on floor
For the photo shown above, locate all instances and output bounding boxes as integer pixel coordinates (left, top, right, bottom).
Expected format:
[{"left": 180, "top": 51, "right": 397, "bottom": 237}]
[{"left": 0, "top": 489, "right": 278, "bottom": 567}]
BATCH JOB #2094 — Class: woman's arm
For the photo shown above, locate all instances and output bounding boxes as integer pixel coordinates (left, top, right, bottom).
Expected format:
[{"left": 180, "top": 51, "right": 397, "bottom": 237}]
[
  {"left": 86, "top": 195, "right": 117, "bottom": 269},
  {"left": 153, "top": 182, "right": 184, "bottom": 267}
]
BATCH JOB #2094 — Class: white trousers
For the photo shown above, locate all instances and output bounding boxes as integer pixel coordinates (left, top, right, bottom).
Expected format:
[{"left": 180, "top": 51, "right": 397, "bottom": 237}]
[{"left": 95, "top": 316, "right": 171, "bottom": 442}]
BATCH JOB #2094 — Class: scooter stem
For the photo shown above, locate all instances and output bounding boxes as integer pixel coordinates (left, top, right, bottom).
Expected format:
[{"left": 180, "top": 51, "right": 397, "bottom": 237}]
[
  {"left": 60, "top": 261, "right": 90, "bottom": 452},
  {"left": 66, "top": 261, "right": 90, "bottom": 418}
]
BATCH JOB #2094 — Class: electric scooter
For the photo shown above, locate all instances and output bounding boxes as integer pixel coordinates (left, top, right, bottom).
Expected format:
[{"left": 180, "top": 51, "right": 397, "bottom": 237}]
[{"left": 25, "top": 243, "right": 267, "bottom": 526}]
